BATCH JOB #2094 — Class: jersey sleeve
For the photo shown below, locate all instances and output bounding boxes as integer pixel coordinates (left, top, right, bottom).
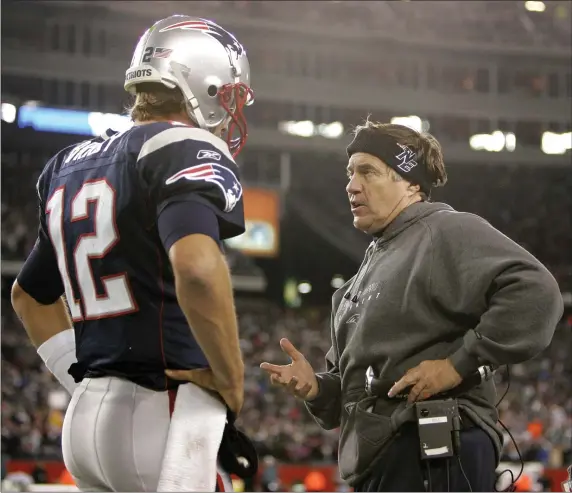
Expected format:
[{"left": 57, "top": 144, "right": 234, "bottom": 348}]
[
  {"left": 17, "top": 175, "right": 65, "bottom": 304},
  {"left": 136, "top": 125, "right": 245, "bottom": 240}
]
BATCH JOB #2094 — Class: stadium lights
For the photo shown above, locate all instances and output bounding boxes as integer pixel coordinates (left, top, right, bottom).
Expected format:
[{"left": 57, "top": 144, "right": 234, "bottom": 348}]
[
  {"left": 331, "top": 275, "right": 345, "bottom": 289},
  {"left": 541, "top": 131, "right": 572, "bottom": 155},
  {"left": 278, "top": 120, "right": 344, "bottom": 139},
  {"left": 504, "top": 133, "right": 516, "bottom": 152},
  {"left": 297, "top": 282, "right": 312, "bottom": 294},
  {"left": 279, "top": 120, "right": 315, "bottom": 138},
  {"left": 390, "top": 116, "right": 430, "bottom": 133},
  {"left": 524, "top": 1, "right": 546, "bottom": 12},
  {"left": 469, "top": 131, "right": 516, "bottom": 153},
  {"left": 87, "top": 112, "right": 133, "bottom": 136},
  {"left": 318, "top": 122, "right": 344, "bottom": 139},
  {"left": 1, "top": 103, "right": 16, "bottom": 124},
  {"left": 18, "top": 104, "right": 133, "bottom": 136}
]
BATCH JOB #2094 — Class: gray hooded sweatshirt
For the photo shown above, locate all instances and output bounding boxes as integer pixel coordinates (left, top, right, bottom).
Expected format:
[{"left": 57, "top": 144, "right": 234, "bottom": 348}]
[{"left": 305, "top": 201, "right": 563, "bottom": 485}]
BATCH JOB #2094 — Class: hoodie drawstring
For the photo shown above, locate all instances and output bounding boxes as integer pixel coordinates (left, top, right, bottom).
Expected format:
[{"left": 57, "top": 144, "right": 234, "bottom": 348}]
[{"left": 343, "top": 240, "right": 380, "bottom": 303}]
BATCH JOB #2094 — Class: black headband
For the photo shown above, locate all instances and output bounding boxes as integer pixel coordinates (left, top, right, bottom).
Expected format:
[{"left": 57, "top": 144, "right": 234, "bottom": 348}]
[{"left": 346, "top": 127, "right": 432, "bottom": 195}]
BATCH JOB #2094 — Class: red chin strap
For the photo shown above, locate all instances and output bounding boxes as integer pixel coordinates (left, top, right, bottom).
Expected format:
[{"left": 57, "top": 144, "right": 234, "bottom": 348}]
[{"left": 218, "top": 82, "right": 254, "bottom": 158}]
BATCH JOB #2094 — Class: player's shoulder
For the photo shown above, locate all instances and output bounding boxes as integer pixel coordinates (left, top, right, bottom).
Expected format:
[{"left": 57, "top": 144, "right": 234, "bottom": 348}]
[
  {"left": 132, "top": 123, "right": 243, "bottom": 215},
  {"left": 42, "top": 128, "right": 123, "bottom": 176},
  {"left": 37, "top": 128, "right": 129, "bottom": 198},
  {"left": 36, "top": 140, "right": 92, "bottom": 198},
  {"left": 134, "top": 122, "right": 236, "bottom": 168}
]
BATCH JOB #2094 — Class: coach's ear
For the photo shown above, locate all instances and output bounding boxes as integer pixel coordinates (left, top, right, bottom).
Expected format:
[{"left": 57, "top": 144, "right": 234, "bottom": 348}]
[{"left": 407, "top": 183, "right": 420, "bottom": 196}]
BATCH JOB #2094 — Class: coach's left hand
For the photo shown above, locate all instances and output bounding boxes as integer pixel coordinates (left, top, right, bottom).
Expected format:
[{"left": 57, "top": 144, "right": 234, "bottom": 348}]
[{"left": 388, "top": 359, "right": 462, "bottom": 404}]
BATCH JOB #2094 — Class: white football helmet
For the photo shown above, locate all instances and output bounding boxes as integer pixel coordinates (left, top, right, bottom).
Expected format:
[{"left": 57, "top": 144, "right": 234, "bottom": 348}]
[{"left": 124, "top": 15, "right": 254, "bottom": 156}]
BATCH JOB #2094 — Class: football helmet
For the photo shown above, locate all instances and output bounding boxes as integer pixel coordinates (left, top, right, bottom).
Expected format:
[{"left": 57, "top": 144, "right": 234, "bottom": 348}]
[{"left": 124, "top": 15, "right": 253, "bottom": 156}]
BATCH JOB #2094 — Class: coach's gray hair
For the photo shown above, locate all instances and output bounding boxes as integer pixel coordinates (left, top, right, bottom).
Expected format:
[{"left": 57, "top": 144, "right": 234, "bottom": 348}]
[{"left": 353, "top": 118, "right": 448, "bottom": 195}]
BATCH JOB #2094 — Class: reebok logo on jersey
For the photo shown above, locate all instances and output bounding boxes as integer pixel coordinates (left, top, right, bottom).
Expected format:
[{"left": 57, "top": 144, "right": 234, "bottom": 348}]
[
  {"left": 197, "top": 149, "right": 221, "bottom": 161},
  {"left": 165, "top": 163, "right": 242, "bottom": 213}
]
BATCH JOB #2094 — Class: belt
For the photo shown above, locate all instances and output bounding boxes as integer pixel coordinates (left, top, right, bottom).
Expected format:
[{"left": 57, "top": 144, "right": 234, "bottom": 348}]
[
  {"left": 365, "top": 366, "right": 481, "bottom": 401},
  {"left": 364, "top": 367, "right": 479, "bottom": 430}
]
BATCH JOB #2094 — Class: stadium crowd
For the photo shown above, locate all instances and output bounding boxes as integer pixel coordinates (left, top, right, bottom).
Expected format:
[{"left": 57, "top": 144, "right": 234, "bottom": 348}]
[
  {"left": 1, "top": 152, "right": 571, "bottom": 470},
  {"left": 2, "top": 294, "right": 571, "bottom": 468}
]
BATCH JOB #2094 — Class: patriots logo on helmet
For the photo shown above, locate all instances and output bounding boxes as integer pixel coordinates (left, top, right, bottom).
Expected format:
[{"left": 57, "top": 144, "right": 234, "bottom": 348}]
[
  {"left": 152, "top": 47, "right": 173, "bottom": 59},
  {"left": 159, "top": 19, "right": 245, "bottom": 58}
]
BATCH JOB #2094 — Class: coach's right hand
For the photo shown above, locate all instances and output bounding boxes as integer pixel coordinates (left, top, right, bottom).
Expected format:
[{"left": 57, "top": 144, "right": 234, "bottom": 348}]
[
  {"left": 260, "top": 338, "right": 319, "bottom": 400},
  {"left": 165, "top": 368, "right": 244, "bottom": 416}
]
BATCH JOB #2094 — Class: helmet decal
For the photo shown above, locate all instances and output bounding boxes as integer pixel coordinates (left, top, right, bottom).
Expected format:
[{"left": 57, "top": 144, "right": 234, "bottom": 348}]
[{"left": 159, "top": 19, "right": 245, "bottom": 59}]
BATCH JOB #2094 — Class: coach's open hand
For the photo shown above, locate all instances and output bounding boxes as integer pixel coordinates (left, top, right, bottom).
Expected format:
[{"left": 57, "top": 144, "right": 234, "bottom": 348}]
[
  {"left": 388, "top": 359, "right": 462, "bottom": 404},
  {"left": 260, "top": 338, "right": 319, "bottom": 400}
]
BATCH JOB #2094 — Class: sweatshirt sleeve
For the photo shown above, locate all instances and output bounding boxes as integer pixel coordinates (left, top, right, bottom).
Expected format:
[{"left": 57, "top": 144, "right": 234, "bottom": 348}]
[
  {"left": 429, "top": 212, "right": 563, "bottom": 378},
  {"left": 305, "top": 311, "right": 342, "bottom": 430}
]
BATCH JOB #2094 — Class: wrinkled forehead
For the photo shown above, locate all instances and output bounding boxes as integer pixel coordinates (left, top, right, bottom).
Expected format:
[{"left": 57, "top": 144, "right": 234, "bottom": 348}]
[{"left": 347, "top": 152, "right": 391, "bottom": 173}]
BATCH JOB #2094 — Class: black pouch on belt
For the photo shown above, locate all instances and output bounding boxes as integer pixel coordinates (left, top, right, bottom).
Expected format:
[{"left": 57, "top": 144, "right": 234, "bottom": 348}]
[{"left": 414, "top": 399, "right": 459, "bottom": 460}]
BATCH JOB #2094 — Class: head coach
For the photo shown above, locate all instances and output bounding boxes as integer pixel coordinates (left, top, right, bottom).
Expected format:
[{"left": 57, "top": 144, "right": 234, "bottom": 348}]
[{"left": 261, "top": 120, "right": 563, "bottom": 492}]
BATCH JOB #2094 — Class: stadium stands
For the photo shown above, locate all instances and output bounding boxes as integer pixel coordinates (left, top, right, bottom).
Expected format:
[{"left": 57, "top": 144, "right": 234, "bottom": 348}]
[{"left": 2, "top": 296, "right": 570, "bottom": 468}]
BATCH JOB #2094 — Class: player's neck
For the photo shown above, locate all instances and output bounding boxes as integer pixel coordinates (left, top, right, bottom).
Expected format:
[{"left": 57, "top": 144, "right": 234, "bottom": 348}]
[
  {"left": 133, "top": 117, "right": 226, "bottom": 140},
  {"left": 133, "top": 116, "right": 194, "bottom": 127}
]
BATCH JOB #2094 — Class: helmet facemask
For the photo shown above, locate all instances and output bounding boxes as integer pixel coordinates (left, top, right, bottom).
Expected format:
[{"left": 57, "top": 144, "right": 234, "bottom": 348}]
[
  {"left": 218, "top": 82, "right": 254, "bottom": 158},
  {"left": 170, "top": 60, "right": 253, "bottom": 158}
]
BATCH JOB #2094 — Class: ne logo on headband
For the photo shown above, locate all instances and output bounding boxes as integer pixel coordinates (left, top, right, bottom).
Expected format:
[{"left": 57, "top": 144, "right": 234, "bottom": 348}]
[{"left": 395, "top": 143, "right": 418, "bottom": 173}]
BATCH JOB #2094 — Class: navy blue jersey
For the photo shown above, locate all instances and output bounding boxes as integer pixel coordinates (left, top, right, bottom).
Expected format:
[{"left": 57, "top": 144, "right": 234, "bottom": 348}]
[{"left": 35, "top": 122, "right": 245, "bottom": 391}]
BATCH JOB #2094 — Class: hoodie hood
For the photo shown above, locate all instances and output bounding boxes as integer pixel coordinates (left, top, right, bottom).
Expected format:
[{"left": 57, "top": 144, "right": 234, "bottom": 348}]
[{"left": 373, "top": 201, "right": 454, "bottom": 243}]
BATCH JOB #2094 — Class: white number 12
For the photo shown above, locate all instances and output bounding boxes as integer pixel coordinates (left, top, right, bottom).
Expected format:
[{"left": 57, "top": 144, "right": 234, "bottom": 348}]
[{"left": 46, "top": 179, "right": 137, "bottom": 321}]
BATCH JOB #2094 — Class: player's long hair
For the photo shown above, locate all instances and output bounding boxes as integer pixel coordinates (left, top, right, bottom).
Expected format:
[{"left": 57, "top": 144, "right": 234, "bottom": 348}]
[{"left": 127, "top": 83, "right": 187, "bottom": 122}]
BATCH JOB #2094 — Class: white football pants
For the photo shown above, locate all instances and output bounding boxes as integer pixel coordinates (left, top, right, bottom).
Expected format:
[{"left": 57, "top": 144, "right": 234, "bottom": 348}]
[{"left": 62, "top": 376, "right": 233, "bottom": 492}]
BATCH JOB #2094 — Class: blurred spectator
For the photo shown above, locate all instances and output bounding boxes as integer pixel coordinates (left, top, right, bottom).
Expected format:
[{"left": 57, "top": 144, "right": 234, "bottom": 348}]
[
  {"left": 31, "top": 463, "right": 48, "bottom": 484},
  {"left": 260, "top": 455, "right": 280, "bottom": 492}
]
